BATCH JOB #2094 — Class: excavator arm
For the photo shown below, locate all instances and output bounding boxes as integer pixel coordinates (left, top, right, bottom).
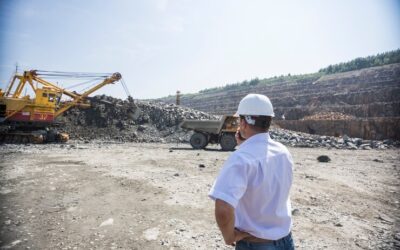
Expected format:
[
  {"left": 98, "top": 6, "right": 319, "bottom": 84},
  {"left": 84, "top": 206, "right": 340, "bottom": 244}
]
[{"left": 54, "top": 72, "right": 122, "bottom": 117}]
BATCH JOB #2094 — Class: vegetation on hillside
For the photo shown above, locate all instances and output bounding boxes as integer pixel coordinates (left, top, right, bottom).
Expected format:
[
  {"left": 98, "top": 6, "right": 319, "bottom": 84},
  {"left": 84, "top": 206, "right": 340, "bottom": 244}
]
[
  {"left": 158, "top": 49, "right": 399, "bottom": 101},
  {"left": 198, "top": 73, "right": 321, "bottom": 94},
  {"left": 318, "top": 49, "right": 400, "bottom": 74}
]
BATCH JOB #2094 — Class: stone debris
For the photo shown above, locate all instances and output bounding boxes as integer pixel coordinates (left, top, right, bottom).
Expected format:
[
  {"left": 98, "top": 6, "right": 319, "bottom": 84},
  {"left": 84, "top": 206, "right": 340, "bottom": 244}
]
[
  {"left": 317, "top": 155, "right": 331, "bottom": 163},
  {"left": 143, "top": 227, "right": 160, "bottom": 241},
  {"left": 52, "top": 95, "right": 399, "bottom": 149},
  {"left": 377, "top": 214, "right": 394, "bottom": 224},
  {"left": 269, "top": 129, "right": 399, "bottom": 149},
  {"left": 99, "top": 218, "right": 114, "bottom": 227},
  {"left": 291, "top": 208, "right": 300, "bottom": 216},
  {"left": 334, "top": 222, "right": 343, "bottom": 227},
  {"left": 2, "top": 240, "right": 22, "bottom": 249}
]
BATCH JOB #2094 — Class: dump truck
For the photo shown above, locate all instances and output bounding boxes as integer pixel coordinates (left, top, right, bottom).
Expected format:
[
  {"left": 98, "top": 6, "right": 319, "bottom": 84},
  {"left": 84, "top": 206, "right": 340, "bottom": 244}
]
[
  {"left": 0, "top": 70, "right": 127, "bottom": 143},
  {"left": 179, "top": 115, "right": 239, "bottom": 151}
]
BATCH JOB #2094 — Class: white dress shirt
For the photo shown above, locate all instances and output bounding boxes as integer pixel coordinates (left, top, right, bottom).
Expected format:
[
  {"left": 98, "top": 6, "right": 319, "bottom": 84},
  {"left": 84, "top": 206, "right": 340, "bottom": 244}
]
[{"left": 209, "top": 132, "right": 293, "bottom": 240}]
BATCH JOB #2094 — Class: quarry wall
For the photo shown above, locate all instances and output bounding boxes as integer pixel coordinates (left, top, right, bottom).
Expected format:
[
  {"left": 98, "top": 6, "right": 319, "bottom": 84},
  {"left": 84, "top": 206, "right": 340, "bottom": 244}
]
[
  {"left": 274, "top": 117, "right": 400, "bottom": 140},
  {"left": 159, "top": 63, "right": 400, "bottom": 140}
]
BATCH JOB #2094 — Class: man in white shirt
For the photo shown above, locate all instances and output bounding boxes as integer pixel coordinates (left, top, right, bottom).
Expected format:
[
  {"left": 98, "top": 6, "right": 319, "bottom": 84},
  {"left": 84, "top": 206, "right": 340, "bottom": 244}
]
[{"left": 209, "top": 94, "right": 295, "bottom": 250}]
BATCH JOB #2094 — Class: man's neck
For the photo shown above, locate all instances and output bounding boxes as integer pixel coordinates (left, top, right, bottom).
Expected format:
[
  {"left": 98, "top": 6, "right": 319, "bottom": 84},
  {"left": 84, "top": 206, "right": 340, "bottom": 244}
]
[{"left": 245, "top": 130, "right": 267, "bottom": 140}]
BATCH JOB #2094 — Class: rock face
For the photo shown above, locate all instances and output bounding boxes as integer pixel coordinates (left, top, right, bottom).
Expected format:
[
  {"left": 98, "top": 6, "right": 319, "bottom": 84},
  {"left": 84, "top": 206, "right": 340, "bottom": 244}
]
[
  {"left": 157, "top": 63, "right": 400, "bottom": 139},
  {"left": 56, "top": 95, "right": 217, "bottom": 142},
  {"left": 274, "top": 118, "right": 400, "bottom": 140}
]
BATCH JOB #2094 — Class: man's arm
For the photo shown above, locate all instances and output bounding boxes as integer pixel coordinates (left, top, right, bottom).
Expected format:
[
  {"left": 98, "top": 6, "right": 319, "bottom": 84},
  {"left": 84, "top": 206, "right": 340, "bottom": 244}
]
[{"left": 215, "top": 199, "right": 250, "bottom": 245}]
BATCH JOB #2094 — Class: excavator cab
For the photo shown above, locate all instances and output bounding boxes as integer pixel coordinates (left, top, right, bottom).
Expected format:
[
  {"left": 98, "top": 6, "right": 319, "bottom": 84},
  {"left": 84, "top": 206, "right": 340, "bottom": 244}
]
[
  {"left": 0, "top": 87, "right": 60, "bottom": 124},
  {"left": 35, "top": 87, "right": 61, "bottom": 108}
]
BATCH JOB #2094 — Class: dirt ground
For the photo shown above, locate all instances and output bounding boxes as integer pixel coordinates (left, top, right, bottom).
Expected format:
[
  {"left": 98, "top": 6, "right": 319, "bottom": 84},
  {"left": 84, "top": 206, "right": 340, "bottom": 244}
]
[{"left": 0, "top": 142, "right": 399, "bottom": 250}]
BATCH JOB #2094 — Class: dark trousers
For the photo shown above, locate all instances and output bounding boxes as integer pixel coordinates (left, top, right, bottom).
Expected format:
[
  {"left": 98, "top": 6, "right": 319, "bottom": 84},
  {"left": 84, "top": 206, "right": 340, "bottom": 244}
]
[{"left": 235, "top": 232, "right": 295, "bottom": 250}]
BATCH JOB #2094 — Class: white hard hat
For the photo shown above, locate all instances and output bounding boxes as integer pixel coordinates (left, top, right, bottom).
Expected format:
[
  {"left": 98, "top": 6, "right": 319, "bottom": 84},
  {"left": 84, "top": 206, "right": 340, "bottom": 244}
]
[{"left": 236, "top": 93, "right": 274, "bottom": 117}]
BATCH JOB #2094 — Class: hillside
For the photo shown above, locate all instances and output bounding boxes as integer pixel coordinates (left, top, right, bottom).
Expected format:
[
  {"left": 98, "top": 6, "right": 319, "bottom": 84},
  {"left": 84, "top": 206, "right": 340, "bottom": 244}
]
[
  {"left": 158, "top": 63, "right": 399, "bottom": 117},
  {"left": 156, "top": 61, "right": 400, "bottom": 140}
]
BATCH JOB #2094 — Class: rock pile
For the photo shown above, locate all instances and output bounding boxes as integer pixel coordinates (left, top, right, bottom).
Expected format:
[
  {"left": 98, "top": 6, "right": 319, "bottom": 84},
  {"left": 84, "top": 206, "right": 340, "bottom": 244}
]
[
  {"left": 56, "top": 95, "right": 398, "bottom": 149},
  {"left": 57, "top": 95, "right": 217, "bottom": 143},
  {"left": 269, "top": 127, "right": 399, "bottom": 149}
]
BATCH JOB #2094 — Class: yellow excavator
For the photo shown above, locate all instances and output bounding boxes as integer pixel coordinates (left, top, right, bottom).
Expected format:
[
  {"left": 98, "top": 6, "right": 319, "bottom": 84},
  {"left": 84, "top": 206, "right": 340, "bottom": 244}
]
[{"left": 0, "top": 70, "right": 125, "bottom": 143}]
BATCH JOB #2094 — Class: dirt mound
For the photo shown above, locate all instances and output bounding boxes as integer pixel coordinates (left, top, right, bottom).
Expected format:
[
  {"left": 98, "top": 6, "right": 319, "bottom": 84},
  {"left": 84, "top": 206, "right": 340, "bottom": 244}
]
[{"left": 56, "top": 95, "right": 217, "bottom": 142}]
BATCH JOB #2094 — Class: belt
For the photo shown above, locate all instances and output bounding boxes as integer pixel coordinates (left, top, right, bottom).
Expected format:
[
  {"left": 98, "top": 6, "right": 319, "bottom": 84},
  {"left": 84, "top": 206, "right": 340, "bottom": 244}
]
[{"left": 241, "top": 232, "right": 291, "bottom": 243}]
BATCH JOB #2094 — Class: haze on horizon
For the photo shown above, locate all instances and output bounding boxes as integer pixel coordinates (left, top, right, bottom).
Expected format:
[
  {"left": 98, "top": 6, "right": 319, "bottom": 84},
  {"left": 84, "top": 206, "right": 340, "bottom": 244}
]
[{"left": 0, "top": 0, "right": 399, "bottom": 99}]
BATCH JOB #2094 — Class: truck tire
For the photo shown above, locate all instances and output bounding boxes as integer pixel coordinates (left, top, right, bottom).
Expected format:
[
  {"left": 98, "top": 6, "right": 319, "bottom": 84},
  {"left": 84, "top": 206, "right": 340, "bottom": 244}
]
[
  {"left": 190, "top": 132, "right": 208, "bottom": 149},
  {"left": 220, "top": 133, "right": 237, "bottom": 151}
]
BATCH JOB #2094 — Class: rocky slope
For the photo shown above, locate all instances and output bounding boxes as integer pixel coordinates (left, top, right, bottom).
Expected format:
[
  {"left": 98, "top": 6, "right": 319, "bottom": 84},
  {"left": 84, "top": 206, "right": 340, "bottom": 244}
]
[
  {"left": 56, "top": 95, "right": 217, "bottom": 143},
  {"left": 159, "top": 64, "right": 400, "bottom": 119},
  {"left": 157, "top": 63, "right": 400, "bottom": 139}
]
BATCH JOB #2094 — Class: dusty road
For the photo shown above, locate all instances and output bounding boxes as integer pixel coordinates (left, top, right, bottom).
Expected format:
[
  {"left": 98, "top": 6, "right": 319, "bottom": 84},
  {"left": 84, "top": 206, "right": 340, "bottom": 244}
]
[{"left": 0, "top": 142, "right": 399, "bottom": 249}]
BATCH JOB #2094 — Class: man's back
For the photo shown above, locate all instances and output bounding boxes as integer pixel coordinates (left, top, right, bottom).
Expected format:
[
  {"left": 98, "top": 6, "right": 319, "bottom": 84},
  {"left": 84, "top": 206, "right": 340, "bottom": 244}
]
[{"left": 209, "top": 132, "right": 293, "bottom": 240}]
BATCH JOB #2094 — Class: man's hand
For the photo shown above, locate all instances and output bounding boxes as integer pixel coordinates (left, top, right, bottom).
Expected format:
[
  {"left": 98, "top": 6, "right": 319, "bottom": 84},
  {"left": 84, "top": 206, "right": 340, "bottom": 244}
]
[
  {"left": 231, "top": 229, "right": 251, "bottom": 246},
  {"left": 235, "top": 128, "right": 245, "bottom": 146}
]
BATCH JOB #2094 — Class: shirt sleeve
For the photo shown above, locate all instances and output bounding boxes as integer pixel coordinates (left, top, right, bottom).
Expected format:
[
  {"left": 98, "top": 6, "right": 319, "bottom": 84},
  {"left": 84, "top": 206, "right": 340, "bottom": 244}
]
[{"left": 208, "top": 154, "right": 248, "bottom": 208}]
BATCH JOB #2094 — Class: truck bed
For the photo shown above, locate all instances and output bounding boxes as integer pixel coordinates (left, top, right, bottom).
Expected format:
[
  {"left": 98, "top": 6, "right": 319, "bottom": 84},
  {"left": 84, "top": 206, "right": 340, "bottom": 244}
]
[{"left": 179, "top": 119, "right": 223, "bottom": 134}]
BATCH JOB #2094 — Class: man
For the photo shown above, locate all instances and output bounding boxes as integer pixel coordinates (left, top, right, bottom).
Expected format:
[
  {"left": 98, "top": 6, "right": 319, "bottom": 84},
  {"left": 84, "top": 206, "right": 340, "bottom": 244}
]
[{"left": 209, "top": 93, "right": 295, "bottom": 250}]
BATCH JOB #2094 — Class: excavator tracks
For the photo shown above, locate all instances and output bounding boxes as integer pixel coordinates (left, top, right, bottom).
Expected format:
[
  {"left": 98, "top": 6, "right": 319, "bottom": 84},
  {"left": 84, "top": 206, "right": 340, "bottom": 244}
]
[
  {"left": 0, "top": 132, "right": 44, "bottom": 144},
  {"left": 0, "top": 130, "right": 69, "bottom": 144}
]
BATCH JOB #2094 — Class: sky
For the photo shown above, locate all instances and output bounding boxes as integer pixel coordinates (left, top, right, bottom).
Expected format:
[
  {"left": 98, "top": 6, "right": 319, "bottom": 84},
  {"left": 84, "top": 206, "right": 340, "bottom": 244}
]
[{"left": 0, "top": 0, "right": 399, "bottom": 99}]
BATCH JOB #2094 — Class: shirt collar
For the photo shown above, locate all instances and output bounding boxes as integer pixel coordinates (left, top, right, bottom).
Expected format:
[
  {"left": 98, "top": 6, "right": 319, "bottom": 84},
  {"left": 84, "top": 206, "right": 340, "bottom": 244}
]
[{"left": 239, "top": 132, "right": 270, "bottom": 148}]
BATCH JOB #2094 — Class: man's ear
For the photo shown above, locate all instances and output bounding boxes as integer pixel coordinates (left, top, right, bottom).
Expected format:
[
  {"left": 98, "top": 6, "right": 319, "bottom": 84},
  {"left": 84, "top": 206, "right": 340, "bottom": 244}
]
[
  {"left": 240, "top": 118, "right": 246, "bottom": 127},
  {"left": 242, "top": 119, "right": 248, "bottom": 130}
]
